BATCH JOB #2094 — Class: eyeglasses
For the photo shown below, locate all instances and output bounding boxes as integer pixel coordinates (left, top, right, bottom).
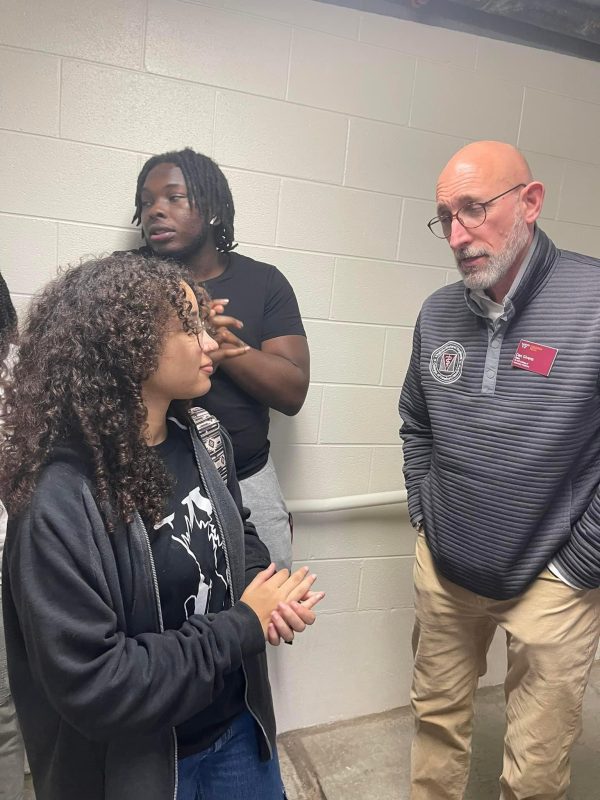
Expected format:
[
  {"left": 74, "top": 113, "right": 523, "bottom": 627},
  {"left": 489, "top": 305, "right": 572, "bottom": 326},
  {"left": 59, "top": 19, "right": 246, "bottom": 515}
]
[{"left": 427, "top": 183, "right": 526, "bottom": 239}]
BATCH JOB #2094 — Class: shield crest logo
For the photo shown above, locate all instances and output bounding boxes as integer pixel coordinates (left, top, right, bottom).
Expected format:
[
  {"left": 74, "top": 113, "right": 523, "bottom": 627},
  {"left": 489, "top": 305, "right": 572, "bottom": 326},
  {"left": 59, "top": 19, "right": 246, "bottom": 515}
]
[{"left": 429, "top": 341, "right": 466, "bottom": 385}]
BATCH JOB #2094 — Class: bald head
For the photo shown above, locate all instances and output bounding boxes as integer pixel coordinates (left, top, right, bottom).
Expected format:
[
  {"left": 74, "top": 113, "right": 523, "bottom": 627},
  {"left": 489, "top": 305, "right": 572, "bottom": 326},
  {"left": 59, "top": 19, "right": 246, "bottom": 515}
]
[
  {"left": 437, "top": 141, "right": 532, "bottom": 198},
  {"left": 434, "top": 140, "right": 545, "bottom": 302}
]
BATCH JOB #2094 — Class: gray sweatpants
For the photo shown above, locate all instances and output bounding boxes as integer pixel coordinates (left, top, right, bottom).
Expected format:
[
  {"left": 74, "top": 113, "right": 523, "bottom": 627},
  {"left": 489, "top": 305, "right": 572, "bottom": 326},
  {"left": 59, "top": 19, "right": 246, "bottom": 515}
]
[{"left": 240, "top": 456, "right": 292, "bottom": 571}]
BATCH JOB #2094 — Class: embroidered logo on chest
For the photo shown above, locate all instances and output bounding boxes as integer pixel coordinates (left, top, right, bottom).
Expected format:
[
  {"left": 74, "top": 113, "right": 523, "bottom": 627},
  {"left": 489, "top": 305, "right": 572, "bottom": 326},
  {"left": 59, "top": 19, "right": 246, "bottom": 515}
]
[{"left": 429, "top": 341, "right": 466, "bottom": 385}]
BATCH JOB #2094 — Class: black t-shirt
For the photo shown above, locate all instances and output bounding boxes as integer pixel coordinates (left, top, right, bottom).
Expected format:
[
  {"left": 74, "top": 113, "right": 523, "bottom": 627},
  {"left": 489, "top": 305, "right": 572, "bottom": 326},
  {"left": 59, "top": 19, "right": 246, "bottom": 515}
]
[
  {"left": 149, "top": 418, "right": 245, "bottom": 757},
  {"left": 201, "top": 252, "right": 306, "bottom": 479}
]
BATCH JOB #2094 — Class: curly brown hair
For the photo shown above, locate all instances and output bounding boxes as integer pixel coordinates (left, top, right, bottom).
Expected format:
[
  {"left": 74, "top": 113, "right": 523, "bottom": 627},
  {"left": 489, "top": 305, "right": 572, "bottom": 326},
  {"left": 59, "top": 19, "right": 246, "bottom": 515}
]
[{"left": 0, "top": 252, "right": 208, "bottom": 528}]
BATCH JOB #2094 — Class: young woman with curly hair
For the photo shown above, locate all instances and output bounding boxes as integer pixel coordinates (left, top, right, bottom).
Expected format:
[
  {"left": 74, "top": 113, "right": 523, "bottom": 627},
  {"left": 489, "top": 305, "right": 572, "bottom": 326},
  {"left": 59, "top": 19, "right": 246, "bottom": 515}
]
[{"left": 0, "top": 253, "right": 323, "bottom": 800}]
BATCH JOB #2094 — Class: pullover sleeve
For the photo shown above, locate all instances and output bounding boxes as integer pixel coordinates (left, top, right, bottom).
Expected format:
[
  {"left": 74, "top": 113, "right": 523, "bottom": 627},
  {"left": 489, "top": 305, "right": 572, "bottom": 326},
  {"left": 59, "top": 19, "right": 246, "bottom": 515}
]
[
  {"left": 6, "top": 471, "right": 266, "bottom": 743},
  {"left": 552, "top": 494, "right": 600, "bottom": 589},
  {"left": 399, "top": 314, "right": 433, "bottom": 528}
]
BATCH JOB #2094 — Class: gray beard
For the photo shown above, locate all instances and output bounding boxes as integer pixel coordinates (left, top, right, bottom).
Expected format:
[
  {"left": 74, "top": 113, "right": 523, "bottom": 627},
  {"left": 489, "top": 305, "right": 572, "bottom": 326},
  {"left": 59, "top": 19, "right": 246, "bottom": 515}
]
[{"left": 455, "top": 213, "right": 530, "bottom": 292}]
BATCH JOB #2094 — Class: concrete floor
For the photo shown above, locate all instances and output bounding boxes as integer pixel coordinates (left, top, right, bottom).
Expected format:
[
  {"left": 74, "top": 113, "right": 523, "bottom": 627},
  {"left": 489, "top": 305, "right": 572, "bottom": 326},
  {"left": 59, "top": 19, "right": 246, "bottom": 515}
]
[
  {"left": 22, "top": 662, "right": 600, "bottom": 799},
  {"left": 278, "top": 661, "right": 600, "bottom": 800}
]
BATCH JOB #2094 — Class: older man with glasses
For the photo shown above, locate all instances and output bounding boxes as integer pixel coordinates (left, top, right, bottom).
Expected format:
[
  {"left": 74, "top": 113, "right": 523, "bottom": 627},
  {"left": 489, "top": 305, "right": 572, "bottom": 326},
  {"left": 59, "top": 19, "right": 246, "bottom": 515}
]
[{"left": 399, "top": 140, "right": 600, "bottom": 800}]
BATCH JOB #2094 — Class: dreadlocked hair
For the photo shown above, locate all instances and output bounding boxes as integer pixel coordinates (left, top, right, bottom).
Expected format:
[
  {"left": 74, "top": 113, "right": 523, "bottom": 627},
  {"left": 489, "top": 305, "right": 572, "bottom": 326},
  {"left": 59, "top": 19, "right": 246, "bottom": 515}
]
[
  {"left": 0, "top": 253, "right": 210, "bottom": 531},
  {"left": 132, "top": 148, "right": 236, "bottom": 253},
  {"left": 0, "top": 272, "right": 17, "bottom": 364}
]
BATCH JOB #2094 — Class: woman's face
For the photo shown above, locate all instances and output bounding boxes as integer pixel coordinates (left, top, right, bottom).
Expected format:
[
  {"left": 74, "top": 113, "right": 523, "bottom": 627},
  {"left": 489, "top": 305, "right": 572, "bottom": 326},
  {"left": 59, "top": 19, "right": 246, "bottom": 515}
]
[{"left": 142, "top": 282, "right": 217, "bottom": 403}]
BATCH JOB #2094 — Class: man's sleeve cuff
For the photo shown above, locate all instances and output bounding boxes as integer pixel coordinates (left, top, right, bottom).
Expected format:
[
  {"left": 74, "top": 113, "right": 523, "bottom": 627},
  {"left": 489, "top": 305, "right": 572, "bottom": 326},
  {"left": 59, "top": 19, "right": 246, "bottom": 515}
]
[{"left": 547, "top": 559, "right": 586, "bottom": 590}]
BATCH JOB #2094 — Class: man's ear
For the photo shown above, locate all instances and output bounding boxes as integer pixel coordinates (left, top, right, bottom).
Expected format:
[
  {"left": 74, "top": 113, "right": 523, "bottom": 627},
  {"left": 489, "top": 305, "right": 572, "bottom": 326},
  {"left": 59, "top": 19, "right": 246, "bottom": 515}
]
[{"left": 522, "top": 181, "right": 545, "bottom": 225}]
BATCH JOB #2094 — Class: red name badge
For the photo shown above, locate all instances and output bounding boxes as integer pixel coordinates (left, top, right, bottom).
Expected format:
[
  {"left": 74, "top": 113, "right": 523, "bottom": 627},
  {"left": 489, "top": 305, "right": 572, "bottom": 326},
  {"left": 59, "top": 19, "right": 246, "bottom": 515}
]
[{"left": 512, "top": 339, "right": 558, "bottom": 377}]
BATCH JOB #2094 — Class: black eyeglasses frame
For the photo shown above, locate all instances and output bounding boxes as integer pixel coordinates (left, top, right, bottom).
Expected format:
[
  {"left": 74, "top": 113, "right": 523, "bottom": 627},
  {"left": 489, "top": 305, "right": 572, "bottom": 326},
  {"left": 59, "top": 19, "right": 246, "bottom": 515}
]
[{"left": 427, "top": 183, "right": 527, "bottom": 239}]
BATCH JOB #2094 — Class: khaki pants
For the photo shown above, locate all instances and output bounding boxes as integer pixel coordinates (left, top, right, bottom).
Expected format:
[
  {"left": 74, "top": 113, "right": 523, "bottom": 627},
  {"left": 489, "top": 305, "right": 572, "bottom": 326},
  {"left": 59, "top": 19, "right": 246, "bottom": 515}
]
[{"left": 411, "top": 535, "right": 600, "bottom": 800}]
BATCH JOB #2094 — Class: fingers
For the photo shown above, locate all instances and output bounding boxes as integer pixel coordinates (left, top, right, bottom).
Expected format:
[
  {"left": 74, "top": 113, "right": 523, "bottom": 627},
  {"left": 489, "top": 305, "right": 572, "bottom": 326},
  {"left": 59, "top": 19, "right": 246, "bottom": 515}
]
[
  {"left": 282, "top": 570, "right": 317, "bottom": 603},
  {"left": 216, "top": 345, "right": 250, "bottom": 359},
  {"left": 267, "top": 622, "right": 281, "bottom": 647},
  {"left": 209, "top": 345, "right": 249, "bottom": 365},
  {"left": 270, "top": 608, "right": 295, "bottom": 643},
  {"left": 294, "top": 590, "right": 325, "bottom": 609},
  {"left": 216, "top": 328, "right": 245, "bottom": 344},
  {"left": 268, "top": 565, "right": 309, "bottom": 593},
  {"left": 245, "top": 563, "right": 277, "bottom": 590},
  {"left": 266, "top": 567, "right": 292, "bottom": 589},
  {"left": 213, "top": 327, "right": 247, "bottom": 349},
  {"left": 264, "top": 566, "right": 318, "bottom": 604},
  {"left": 274, "top": 602, "right": 312, "bottom": 631},
  {"left": 292, "top": 591, "right": 325, "bottom": 612},
  {"left": 211, "top": 313, "right": 243, "bottom": 330}
]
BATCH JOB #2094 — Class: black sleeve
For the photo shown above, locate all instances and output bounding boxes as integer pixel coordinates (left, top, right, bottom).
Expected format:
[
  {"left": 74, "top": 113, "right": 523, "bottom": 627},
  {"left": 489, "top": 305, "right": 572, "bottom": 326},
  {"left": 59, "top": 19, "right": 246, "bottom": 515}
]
[
  {"left": 261, "top": 267, "right": 306, "bottom": 342},
  {"left": 6, "top": 474, "right": 266, "bottom": 743},
  {"left": 222, "top": 427, "right": 271, "bottom": 586}
]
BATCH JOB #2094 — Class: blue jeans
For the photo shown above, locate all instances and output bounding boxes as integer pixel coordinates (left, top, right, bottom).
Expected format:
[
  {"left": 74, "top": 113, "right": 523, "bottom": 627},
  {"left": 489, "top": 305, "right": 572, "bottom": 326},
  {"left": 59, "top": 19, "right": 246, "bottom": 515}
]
[{"left": 176, "top": 711, "right": 286, "bottom": 800}]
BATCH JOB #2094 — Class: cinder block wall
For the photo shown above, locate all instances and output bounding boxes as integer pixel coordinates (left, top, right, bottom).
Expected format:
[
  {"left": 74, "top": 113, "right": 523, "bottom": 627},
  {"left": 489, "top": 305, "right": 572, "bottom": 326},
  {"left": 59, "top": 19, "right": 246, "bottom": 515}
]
[{"left": 2, "top": 0, "right": 600, "bottom": 732}]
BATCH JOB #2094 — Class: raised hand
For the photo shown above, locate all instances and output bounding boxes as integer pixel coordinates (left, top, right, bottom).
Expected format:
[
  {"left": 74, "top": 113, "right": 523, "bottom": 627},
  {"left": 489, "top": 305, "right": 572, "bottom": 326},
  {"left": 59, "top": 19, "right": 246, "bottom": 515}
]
[{"left": 208, "top": 298, "right": 250, "bottom": 365}]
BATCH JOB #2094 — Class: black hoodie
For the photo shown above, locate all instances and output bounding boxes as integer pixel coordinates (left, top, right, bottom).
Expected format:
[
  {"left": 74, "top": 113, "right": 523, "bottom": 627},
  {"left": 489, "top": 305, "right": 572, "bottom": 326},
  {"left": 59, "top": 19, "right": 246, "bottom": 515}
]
[{"left": 2, "top": 421, "right": 275, "bottom": 800}]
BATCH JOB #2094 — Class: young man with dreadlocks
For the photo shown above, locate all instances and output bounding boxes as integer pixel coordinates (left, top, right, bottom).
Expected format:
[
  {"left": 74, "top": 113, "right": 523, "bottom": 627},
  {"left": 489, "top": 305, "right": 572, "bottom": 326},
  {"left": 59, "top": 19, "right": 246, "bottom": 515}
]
[
  {"left": 0, "top": 272, "right": 25, "bottom": 800},
  {"left": 129, "top": 148, "right": 310, "bottom": 571}
]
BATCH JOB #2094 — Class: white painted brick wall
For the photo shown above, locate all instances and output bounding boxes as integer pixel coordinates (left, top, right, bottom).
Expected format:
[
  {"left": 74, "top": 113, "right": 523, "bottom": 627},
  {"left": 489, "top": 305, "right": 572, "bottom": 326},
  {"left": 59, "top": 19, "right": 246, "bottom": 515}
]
[
  {"left": 287, "top": 27, "right": 415, "bottom": 123},
  {"left": 1, "top": 0, "right": 599, "bottom": 733}
]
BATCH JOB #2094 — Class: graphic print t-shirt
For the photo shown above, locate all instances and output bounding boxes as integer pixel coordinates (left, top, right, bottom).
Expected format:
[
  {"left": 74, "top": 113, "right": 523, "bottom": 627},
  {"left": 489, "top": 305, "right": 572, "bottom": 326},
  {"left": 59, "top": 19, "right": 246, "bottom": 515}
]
[{"left": 149, "top": 417, "right": 245, "bottom": 755}]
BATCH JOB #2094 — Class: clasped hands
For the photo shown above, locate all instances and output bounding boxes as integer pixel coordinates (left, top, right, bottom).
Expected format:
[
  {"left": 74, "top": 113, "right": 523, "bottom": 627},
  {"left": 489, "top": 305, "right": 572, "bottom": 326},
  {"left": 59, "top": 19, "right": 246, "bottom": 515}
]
[{"left": 240, "top": 564, "right": 325, "bottom": 648}]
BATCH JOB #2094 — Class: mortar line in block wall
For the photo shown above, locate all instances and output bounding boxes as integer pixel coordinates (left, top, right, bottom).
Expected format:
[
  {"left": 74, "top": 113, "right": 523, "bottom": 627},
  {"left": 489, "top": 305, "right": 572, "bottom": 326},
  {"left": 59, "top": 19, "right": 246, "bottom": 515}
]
[
  {"left": 57, "top": 57, "right": 63, "bottom": 137},
  {"left": 304, "top": 316, "right": 416, "bottom": 330},
  {"left": 378, "top": 328, "right": 389, "bottom": 387},
  {"left": 0, "top": 127, "right": 152, "bottom": 159},
  {"left": 284, "top": 442, "right": 402, "bottom": 448},
  {"left": 0, "top": 212, "right": 138, "bottom": 236},
  {"left": 245, "top": 215, "right": 600, "bottom": 266},
  {"left": 515, "top": 85, "right": 527, "bottom": 148},
  {"left": 406, "top": 57, "right": 418, "bottom": 130},
  {"left": 0, "top": 209, "right": 139, "bottom": 232},
  {"left": 341, "top": 117, "right": 351, "bottom": 186},
  {"left": 284, "top": 26, "right": 294, "bottom": 101},
  {"left": 327, "top": 258, "right": 338, "bottom": 319},
  {"left": 140, "top": 0, "right": 149, "bottom": 71},
  {"left": 395, "top": 197, "right": 406, "bottom": 262},
  {"left": 355, "top": 559, "right": 365, "bottom": 611},
  {"left": 211, "top": 90, "right": 218, "bottom": 157},
  {"left": 554, "top": 159, "right": 568, "bottom": 222},
  {"left": 54, "top": 221, "right": 60, "bottom": 272},
  {"left": 235, "top": 241, "right": 450, "bottom": 271},
  {"left": 273, "top": 178, "right": 284, "bottom": 245},
  {"left": 367, "top": 445, "right": 376, "bottom": 492},
  {"left": 300, "top": 556, "right": 416, "bottom": 565},
  {"left": 315, "top": 384, "right": 327, "bottom": 445}
]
